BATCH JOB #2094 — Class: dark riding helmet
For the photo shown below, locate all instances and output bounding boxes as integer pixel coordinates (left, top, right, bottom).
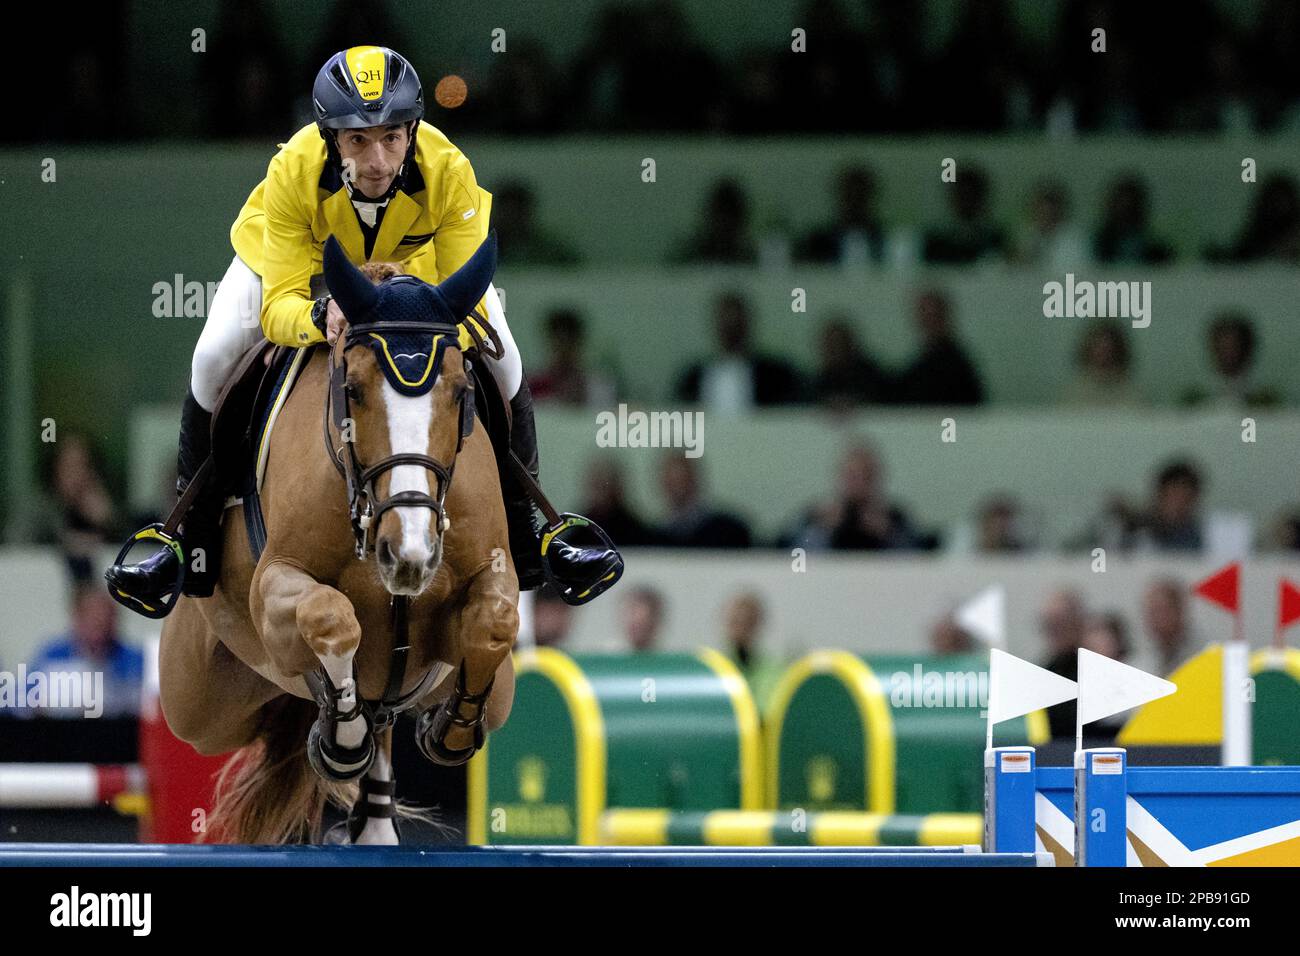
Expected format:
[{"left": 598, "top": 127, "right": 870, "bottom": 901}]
[
  {"left": 313, "top": 46, "right": 424, "bottom": 199},
  {"left": 312, "top": 45, "right": 424, "bottom": 131}
]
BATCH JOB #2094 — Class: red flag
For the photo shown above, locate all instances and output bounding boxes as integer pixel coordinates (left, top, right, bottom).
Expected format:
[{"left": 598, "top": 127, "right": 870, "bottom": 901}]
[
  {"left": 1193, "top": 562, "right": 1240, "bottom": 614},
  {"left": 1279, "top": 579, "right": 1300, "bottom": 632}
]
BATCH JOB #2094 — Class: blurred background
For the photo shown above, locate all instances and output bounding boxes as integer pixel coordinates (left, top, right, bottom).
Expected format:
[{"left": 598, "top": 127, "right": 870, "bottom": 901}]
[{"left": 2, "top": 0, "right": 1300, "bottom": 844}]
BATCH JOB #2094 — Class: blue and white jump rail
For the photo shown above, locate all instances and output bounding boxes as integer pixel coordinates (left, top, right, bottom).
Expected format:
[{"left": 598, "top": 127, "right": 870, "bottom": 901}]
[
  {"left": 0, "top": 843, "right": 1050, "bottom": 867},
  {"left": 986, "top": 746, "right": 1300, "bottom": 867}
]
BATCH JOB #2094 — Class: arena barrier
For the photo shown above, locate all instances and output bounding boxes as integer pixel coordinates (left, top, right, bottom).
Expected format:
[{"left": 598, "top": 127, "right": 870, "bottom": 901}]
[
  {"left": 0, "top": 843, "right": 1050, "bottom": 867},
  {"left": 468, "top": 648, "right": 763, "bottom": 845},
  {"left": 0, "top": 764, "right": 146, "bottom": 812},
  {"left": 600, "top": 809, "right": 983, "bottom": 846},
  {"left": 986, "top": 746, "right": 1300, "bottom": 866},
  {"left": 766, "top": 651, "right": 1048, "bottom": 815},
  {"left": 1118, "top": 645, "right": 1300, "bottom": 765}
]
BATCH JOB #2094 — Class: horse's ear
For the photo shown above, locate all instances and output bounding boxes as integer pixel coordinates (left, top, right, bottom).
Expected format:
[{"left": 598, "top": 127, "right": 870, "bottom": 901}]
[
  {"left": 436, "top": 232, "right": 497, "bottom": 321},
  {"left": 323, "top": 235, "right": 379, "bottom": 321}
]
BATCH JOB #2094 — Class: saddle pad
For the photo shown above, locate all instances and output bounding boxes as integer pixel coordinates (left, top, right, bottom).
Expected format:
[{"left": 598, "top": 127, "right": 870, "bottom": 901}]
[{"left": 254, "top": 347, "right": 313, "bottom": 492}]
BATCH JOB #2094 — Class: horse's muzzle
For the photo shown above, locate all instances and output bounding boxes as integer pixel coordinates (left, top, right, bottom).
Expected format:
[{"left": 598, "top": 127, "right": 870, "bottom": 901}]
[{"left": 376, "top": 535, "right": 441, "bottom": 596}]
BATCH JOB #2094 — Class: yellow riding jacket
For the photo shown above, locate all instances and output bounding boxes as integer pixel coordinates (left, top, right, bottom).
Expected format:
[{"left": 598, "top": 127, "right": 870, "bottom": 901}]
[{"left": 230, "top": 120, "right": 493, "bottom": 347}]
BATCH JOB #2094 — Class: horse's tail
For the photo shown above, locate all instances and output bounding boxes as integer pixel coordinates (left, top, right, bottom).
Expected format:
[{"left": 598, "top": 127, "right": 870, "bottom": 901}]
[{"left": 206, "top": 696, "right": 355, "bottom": 844}]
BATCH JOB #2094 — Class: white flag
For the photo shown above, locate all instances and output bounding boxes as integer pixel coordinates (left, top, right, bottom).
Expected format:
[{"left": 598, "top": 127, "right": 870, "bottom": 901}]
[
  {"left": 987, "top": 648, "right": 1078, "bottom": 726},
  {"left": 1076, "top": 648, "right": 1176, "bottom": 728},
  {"left": 956, "top": 585, "right": 1006, "bottom": 648}
]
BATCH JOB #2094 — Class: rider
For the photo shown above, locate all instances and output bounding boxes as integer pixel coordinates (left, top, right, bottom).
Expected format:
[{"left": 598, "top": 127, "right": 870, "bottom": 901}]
[{"left": 106, "top": 45, "right": 621, "bottom": 606}]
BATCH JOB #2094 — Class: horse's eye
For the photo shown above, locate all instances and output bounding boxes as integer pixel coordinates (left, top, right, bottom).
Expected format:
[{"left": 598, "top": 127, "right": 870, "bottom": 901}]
[{"left": 346, "top": 383, "right": 363, "bottom": 406}]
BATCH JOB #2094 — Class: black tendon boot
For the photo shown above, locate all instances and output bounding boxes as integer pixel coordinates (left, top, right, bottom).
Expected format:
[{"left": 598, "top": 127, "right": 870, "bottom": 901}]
[
  {"left": 105, "top": 387, "right": 225, "bottom": 600},
  {"left": 503, "top": 376, "right": 621, "bottom": 598}
]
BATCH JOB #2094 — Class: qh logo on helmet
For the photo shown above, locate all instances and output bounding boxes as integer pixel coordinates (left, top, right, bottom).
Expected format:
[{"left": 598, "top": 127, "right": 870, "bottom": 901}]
[{"left": 345, "top": 46, "right": 387, "bottom": 101}]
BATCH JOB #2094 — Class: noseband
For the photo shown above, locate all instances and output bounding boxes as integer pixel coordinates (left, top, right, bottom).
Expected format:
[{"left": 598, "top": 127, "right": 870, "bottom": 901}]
[{"left": 323, "top": 320, "right": 474, "bottom": 559}]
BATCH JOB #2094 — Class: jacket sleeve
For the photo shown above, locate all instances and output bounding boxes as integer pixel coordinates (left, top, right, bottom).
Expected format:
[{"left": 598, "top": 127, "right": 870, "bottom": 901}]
[
  {"left": 257, "top": 152, "right": 325, "bottom": 346},
  {"left": 404, "top": 150, "right": 493, "bottom": 312}
]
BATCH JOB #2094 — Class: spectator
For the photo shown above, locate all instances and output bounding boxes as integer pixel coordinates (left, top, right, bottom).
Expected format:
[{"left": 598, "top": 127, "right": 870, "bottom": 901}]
[
  {"left": 975, "top": 494, "right": 1030, "bottom": 553},
  {"left": 1093, "top": 174, "right": 1173, "bottom": 264},
  {"left": 579, "top": 458, "right": 656, "bottom": 547},
  {"left": 616, "top": 0, "right": 725, "bottom": 131},
  {"left": 783, "top": 443, "right": 931, "bottom": 551},
  {"left": 38, "top": 434, "right": 120, "bottom": 581},
  {"left": 929, "top": 614, "right": 976, "bottom": 656},
  {"left": 654, "top": 455, "right": 752, "bottom": 549},
  {"left": 1226, "top": 174, "right": 1300, "bottom": 263},
  {"left": 621, "top": 586, "right": 665, "bottom": 653},
  {"left": 1182, "top": 311, "right": 1279, "bottom": 408},
  {"left": 675, "top": 293, "right": 804, "bottom": 411},
  {"left": 894, "top": 290, "right": 984, "bottom": 406},
  {"left": 1130, "top": 459, "right": 1205, "bottom": 553},
  {"left": 721, "top": 591, "right": 782, "bottom": 715},
  {"left": 481, "top": 39, "right": 566, "bottom": 135},
  {"left": 932, "top": 0, "right": 1035, "bottom": 131},
  {"left": 1039, "top": 589, "right": 1087, "bottom": 738},
  {"left": 794, "top": 165, "right": 887, "bottom": 266},
  {"left": 198, "top": 0, "right": 294, "bottom": 138},
  {"left": 1268, "top": 508, "right": 1300, "bottom": 553},
  {"left": 923, "top": 166, "right": 1006, "bottom": 264},
  {"left": 1059, "top": 319, "right": 1144, "bottom": 407},
  {"left": 529, "top": 308, "right": 616, "bottom": 406},
  {"left": 1082, "top": 611, "right": 1131, "bottom": 662},
  {"left": 1011, "top": 179, "right": 1089, "bottom": 270},
  {"left": 674, "top": 178, "right": 758, "bottom": 264},
  {"left": 1142, "top": 578, "right": 1197, "bottom": 676},
  {"left": 490, "top": 181, "right": 581, "bottom": 265},
  {"left": 27, "top": 585, "right": 143, "bottom": 719},
  {"left": 1079, "top": 611, "right": 1133, "bottom": 739},
  {"left": 530, "top": 584, "right": 573, "bottom": 649},
  {"left": 809, "top": 316, "right": 891, "bottom": 409}
]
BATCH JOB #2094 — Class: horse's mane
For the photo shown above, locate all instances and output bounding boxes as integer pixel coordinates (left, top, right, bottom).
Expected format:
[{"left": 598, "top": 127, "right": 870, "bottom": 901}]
[{"left": 359, "top": 261, "right": 404, "bottom": 284}]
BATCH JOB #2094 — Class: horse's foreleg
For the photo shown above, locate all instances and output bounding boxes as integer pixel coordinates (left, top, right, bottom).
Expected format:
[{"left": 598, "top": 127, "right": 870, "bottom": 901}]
[
  {"left": 347, "top": 727, "right": 400, "bottom": 845},
  {"left": 416, "top": 570, "right": 518, "bottom": 764},
  {"left": 255, "top": 560, "right": 373, "bottom": 777}
]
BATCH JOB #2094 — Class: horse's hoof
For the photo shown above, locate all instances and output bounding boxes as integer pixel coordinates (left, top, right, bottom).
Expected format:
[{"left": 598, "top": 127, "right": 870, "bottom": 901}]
[
  {"left": 414, "top": 702, "right": 484, "bottom": 767},
  {"left": 306, "top": 722, "right": 375, "bottom": 782}
]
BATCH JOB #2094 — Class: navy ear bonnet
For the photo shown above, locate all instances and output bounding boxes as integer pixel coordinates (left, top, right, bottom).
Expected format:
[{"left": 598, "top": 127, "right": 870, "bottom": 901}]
[{"left": 322, "top": 232, "right": 497, "bottom": 397}]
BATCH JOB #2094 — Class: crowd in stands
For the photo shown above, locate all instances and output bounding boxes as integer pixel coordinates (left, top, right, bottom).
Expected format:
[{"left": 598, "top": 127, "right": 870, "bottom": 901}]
[
  {"left": 45, "top": 0, "right": 1300, "bottom": 142},
  {"left": 532, "top": 286, "right": 1289, "bottom": 413},
  {"left": 575, "top": 443, "right": 1300, "bottom": 556},
  {"left": 490, "top": 165, "right": 1300, "bottom": 269}
]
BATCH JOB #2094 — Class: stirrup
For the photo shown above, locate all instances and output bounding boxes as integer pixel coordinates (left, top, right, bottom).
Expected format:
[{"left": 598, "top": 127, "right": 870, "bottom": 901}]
[
  {"left": 540, "top": 513, "right": 624, "bottom": 606},
  {"left": 416, "top": 666, "right": 494, "bottom": 767},
  {"left": 105, "top": 524, "right": 187, "bottom": 619}
]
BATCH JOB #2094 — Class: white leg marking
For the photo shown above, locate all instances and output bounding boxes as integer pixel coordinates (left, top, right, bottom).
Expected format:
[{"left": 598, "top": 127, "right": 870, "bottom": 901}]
[{"left": 354, "top": 748, "right": 400, "bottom": 845}]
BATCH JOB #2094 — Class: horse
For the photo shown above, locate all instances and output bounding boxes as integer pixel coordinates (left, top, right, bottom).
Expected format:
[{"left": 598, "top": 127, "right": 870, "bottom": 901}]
[{"left": 157, "top": 232, "right": 519, "bottom": 844}]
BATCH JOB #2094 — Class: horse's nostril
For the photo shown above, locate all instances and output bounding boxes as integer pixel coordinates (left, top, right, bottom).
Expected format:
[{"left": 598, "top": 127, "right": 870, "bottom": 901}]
[{"left": 378, "top": 539, "right": 396, "bottom": 568}]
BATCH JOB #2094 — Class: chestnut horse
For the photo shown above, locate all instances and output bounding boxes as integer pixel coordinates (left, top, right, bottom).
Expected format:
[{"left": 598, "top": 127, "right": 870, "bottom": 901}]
[{"left": 159, "top": 233, "right": 518, "bottom": 844}]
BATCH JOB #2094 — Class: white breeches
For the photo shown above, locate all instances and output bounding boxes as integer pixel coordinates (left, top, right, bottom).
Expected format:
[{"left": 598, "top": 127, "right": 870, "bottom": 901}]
[{"left": 190, "top": 255, "right": 523, "bottom": 412}]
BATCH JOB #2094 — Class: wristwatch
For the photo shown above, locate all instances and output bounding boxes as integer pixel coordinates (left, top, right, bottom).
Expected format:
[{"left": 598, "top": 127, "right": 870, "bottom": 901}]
[{"left": 311, "top": 295, "right": 332, "bottom": 336}]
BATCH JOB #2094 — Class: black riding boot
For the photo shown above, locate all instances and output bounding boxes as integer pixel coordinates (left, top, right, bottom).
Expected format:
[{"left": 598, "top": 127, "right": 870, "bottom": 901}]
[
  {"left": 503, "top": 376, "right": 621, "bottom": 597},
  {"left": 105, "top": 387, "right": 225, "bottom": 600}
]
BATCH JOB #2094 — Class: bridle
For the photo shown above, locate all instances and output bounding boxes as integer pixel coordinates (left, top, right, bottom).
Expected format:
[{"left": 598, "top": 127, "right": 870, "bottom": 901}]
[{"left": 323, "top": 319, "right": 475, "bottom": 560}]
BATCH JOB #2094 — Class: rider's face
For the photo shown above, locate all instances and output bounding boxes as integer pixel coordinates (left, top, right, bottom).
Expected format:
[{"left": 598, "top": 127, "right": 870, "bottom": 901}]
[{"left": 336, "top": 124, "right": 410, "bottom": 197}]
